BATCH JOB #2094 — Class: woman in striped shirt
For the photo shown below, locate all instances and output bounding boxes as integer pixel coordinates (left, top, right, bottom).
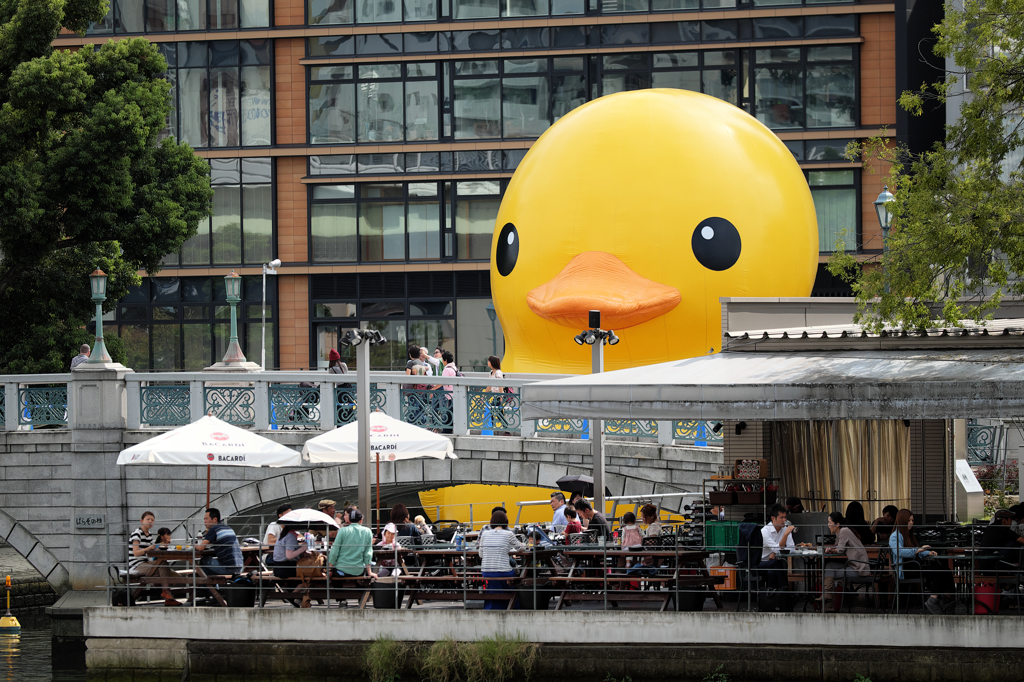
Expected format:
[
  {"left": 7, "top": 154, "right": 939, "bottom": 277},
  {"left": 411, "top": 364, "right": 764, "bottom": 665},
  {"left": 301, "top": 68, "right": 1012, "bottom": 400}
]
[
  {"left": 479, "top": 510, "right": 522, "bottom": 610},
  {"left": 129, "top": 511, "right": 180, "bottom": 606}
]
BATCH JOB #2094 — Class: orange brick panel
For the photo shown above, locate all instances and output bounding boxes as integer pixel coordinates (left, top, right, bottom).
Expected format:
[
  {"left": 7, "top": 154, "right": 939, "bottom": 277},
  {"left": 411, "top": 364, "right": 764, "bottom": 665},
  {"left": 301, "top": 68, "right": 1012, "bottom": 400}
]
[
  {"left": 276, "top": 156, "right": 309, "bottom": 265},
  {"left": 275, "top": 0, "right": 306, "bottom": 28},
  {"left": 859, "top": 13, "right": 897, "bottom": 127},
  {"left": 276, "top": 38, "right": 307, "bottom": 145}
]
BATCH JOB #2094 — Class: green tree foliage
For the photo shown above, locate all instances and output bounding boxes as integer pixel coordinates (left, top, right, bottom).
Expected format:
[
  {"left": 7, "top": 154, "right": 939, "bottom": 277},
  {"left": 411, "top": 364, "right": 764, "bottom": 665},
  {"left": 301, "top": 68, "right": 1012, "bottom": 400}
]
[
  {"left": 0, "top": 0, "right": 212, "bottom": 372},
  {"left": 828, "top": 0, "right": 1024, "bottom": 331}
]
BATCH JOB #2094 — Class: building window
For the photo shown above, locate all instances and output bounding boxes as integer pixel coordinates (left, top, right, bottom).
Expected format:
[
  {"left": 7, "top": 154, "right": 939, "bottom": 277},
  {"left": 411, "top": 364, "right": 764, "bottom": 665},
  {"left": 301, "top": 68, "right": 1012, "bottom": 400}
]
[
  {"left": 807, "top": 170, "right": 858, "bottom": 253},
  {"left": 311, "top": 272, "right": 499, "bottom": 371},
  {"left": 754, "top": 45, "right": 855, "bottom": 130},
  {"left": 164, "top": 157, "right": 274, "bottom": 267},
  {"left": 311, "top": 180, "right": 500, "bottom": 262},
  {"left": 88, "top": 0, "right": 270, "bottom": 33},
  {"left": 305, "top": 0, "right": 850, "bottom": 23},
  {"left": 158, "top": 41, "right": 273, "bottom": 149},
  {"left": 309, "top": 58, "right": 585, "bottom": 144},
  {"left": 115, "top": 276, "right": 276, "bottom": 370}
]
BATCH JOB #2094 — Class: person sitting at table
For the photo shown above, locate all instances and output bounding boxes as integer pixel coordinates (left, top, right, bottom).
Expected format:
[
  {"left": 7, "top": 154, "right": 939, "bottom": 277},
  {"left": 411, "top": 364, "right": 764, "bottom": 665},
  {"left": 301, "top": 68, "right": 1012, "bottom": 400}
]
[
  {"left": 569, "top": 493, "right": 588, "bottom": 529},
  {"left": 844, "top": 501, "right": 875, "bottom": 545},
  {"left": 268, "top": 525, "right": 309, "bottom": 579},
  {"left": 574, "top": 500, "right": 610, "bottom": 539},
  {"left": 376, "top": 523, "right": 403, "bottom": 578},
  {"left": 550, "top": 492, "right": 569, "bottom": 530},
  {"left": 563, "top": 506, "right": 583, "bottom": 536},
  {"left": 129, "top": 511, "right": 180, "bottom": 607},
  {"left": 870, "top": 505, "right": 899, "bottom": 541},
  {"left": 979, "top": 509, "right": 1024, "bottom": 571},
  {"left": 480, "top": 510, "right": 523, "bottom": 609},
  {"left": 389, "top": 504, "right": 422, "bottom": 545},
  {"left": 195, "top": 508, "right": 243, "bottom": 578},
  {"left": 619, "top": 512, "right": 643, "bottom": 548},
  {"left": 759, "top": 504, "right": 796, "bottom": 590},
  {"left": 414, "top": 515, "right": 433, "bottom": 538},
  {"left": 889, "top": 508, "right": 954, "bottom": 614},
  {"left": 641, "top": 504, "right": 662, "bottom": 538},
  {"left": 328, "top": 509, "right": 377, "bottom": 580},
  {"left": 1008, "top": 505, "right": 1024, "bottom": 538},
  {"left": 820, "top": 512, "right": 871, "bottom": 610},
  {"left": 479, "top": 506, "right": 508, "bottom": 533},
  {"left": 263, "top": 503, "right": 292, "bottom": 547},
  {"left": 785, "top": 497, "right": 805, "bottom": 515}
]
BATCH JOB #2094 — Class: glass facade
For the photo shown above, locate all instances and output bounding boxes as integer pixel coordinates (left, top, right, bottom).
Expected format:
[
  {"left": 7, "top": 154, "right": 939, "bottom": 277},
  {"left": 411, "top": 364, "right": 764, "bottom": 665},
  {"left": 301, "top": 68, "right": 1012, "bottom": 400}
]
[
  {"left": 311, "top": 272, "right": 500, "bottom": 371},
  {"left": 159, "top": 41, "right": 273, "bottom": 149},
  {"left": 308, "top": 0, "right": 851, "bottom": 23},
  {"left": 808, "top": 170, "right": 858, "bottom": 253},
  {"left": 308, "top": 47, "right": 857, "bottom": 143},
  {"left": 89, "top": 0, "right": 271, "bottom": 33},
  {"left": 311, "top": 180, "right": 502, "bottom": 262},
  {"left": 164, "top": 157, "right": 274, "bottom": 267},
  {"left": 116, "top": 276, "right": 276, "bottom": 370}
]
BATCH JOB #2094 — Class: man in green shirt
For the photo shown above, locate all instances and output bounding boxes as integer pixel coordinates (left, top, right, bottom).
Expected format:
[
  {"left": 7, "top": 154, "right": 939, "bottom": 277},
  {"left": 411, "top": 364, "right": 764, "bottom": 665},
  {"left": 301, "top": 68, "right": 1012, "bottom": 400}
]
[{"left": 328, "top": 509, "right": 377, "bottom": 579}]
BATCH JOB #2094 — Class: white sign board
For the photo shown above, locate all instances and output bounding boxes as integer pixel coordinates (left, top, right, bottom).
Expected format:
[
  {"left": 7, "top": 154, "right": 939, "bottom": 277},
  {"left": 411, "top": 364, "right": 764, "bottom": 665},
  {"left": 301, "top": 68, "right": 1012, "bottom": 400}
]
[{"left": 954, "top": 459, "right": 984, "bottom": 522}]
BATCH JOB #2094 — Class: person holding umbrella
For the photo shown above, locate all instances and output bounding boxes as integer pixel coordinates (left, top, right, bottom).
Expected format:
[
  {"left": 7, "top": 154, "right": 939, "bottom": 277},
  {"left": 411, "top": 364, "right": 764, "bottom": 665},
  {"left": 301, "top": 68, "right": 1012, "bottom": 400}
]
[{"left": 269, "top": 524, "right": 311, "bottom": 579}]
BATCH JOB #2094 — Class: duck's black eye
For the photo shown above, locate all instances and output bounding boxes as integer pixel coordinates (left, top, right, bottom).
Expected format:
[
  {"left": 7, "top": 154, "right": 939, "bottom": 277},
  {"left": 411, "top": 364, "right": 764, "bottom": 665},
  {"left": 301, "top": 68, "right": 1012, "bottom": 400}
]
[
  {"left": 496, "top": 222, "right": 519, "bottom": 276},
  {"left": 691, "top": 217, "right": 741, "bottom": 271}
]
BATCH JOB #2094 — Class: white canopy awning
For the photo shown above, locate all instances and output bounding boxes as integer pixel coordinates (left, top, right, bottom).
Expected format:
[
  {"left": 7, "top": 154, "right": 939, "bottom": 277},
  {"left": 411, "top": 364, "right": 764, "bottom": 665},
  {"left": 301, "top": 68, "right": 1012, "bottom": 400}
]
[
  {"left": 301, "top": 411, "right": 456, "bottom": 463},
  {"left": 521, "top": 349, "right": 1024, "bottom": 421},
  {"left": 117, "top": 415, "right": 302, "bottom": 467}
]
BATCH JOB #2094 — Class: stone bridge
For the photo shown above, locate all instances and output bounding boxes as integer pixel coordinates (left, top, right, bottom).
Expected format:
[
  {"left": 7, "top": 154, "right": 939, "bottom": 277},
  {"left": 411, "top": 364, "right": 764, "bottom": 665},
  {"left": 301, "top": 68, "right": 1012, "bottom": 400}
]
[{"left": 0, "top": 428, "right": 721, "bottom": 593}]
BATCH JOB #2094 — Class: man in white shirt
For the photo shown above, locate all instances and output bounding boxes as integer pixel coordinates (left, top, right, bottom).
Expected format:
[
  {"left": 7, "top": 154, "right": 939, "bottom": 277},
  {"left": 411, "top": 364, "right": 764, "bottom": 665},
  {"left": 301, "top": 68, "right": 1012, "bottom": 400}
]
[
  {"left": 263, "top": 503, "right": 292, "bottom": 546},
  {"left": 550, "top": 492, "right": 568, "bottom": 529},
  {"left": 759, "top": 503, "right": 796, "bottom": 590},
  {"left": 419, "top": 347, "right": 442, "bottom": 376}
]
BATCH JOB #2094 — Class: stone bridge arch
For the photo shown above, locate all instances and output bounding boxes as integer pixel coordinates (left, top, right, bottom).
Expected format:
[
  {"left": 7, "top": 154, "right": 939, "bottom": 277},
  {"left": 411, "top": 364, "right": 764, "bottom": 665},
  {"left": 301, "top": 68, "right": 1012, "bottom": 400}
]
[
  {"left": 0, "top": 508, "right": 70, "bottom": 594},
  {"left": 187, "top": 455, "right": 698, "bottom": 529}
]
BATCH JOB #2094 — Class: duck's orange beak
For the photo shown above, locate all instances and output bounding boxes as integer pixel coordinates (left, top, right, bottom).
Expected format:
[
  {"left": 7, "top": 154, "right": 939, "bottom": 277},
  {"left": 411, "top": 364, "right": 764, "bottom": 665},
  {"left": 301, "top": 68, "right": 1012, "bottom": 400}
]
[{"left": 526, "top": 252, "right": 681, "bottom": 329}]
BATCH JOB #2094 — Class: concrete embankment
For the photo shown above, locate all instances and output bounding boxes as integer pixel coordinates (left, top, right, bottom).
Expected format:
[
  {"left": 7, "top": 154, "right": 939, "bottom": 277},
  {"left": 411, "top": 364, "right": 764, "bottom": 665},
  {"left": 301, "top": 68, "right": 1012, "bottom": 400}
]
[{"left": 84, "top": 608, "right": 1024, "bottom": 682}]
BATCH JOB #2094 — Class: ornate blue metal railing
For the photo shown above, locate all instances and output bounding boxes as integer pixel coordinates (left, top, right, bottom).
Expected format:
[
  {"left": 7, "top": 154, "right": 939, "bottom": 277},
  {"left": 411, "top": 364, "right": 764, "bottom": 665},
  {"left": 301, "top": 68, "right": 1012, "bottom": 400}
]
[
  {"left": 204, "top": 386, "right": 256, "bottom": 426},
  {"left": 966, "top": 423, "right": 999, "bottom": 465},
  {"left": 335, "top": 384, "right": 387, "bottom": 426},
  {"left": 535, "top": 418, "right": 587, "bottom": 436},
  {"left": 402, "top": 388, "right": 454, "bottom": 431},
  {"left": 270, "top": 384, "right": 321, "bottom": 428},
  {"left": 0, "top": 390, "right": 5, "bottom": 428},
  {"left": 605, "top": 419, "right": 658, "bottom": 439},
  {"left": 140, "top": 385, "right": 191, "bottom": 426},
  {"left": 674, "top": 420, "right": 723, "bottom": 446},
  {"left": 18, "top": 386, "right": 68, "bottom": 427},
  {"left": 467, "top": 387, "right": 521, "bottom": 434}
]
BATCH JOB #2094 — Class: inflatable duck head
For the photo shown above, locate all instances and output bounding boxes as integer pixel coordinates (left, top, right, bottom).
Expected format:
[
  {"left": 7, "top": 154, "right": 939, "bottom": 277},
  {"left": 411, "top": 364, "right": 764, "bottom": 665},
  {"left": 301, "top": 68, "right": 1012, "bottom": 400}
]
[{"left": 491, "top": 89, "right": 819, "bottom": 374}]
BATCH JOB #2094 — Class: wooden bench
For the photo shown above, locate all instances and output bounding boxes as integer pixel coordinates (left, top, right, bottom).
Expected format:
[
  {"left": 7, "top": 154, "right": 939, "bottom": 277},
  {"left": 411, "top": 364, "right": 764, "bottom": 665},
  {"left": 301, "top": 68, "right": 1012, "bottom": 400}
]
[
  {"left": 258, "top": 574, "right": 373, "bottom": 608},
  {"left": 548, "top": 574, "right": 722, "bottom": 611}
]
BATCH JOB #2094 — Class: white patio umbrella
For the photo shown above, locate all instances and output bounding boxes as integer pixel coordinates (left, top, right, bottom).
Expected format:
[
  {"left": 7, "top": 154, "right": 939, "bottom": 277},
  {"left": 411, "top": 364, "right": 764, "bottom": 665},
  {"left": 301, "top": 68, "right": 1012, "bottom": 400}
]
[
  {"left": 301, "top": 412, "right": 455, "bottom": 531},
  {"left": 278, "top": 509, "right": 340, "bottom": 528},
  {"left": 300, "top": 412, "right": 455, "bottom": 463},
  {"left": 117, "top": 415, "right": 302, "bottom": 508}
]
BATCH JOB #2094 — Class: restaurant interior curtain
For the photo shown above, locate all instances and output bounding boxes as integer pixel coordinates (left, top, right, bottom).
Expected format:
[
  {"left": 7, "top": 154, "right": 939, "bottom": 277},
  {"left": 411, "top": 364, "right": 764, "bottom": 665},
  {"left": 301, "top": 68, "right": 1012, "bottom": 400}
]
[{"left": 772, "top": 420, "right": 910, "bottom": 519}]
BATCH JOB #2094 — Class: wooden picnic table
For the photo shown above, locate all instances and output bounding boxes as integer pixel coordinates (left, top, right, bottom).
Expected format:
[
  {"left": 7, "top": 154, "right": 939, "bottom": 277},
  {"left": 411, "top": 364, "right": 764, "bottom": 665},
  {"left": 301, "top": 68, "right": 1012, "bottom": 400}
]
[
  {"left": 381, "top": 546, "right": 563, "bottom": 610},
  {"left": 554, "top": 548, "right": 722, "bottom": 611},
  {"left": 136, "top": 548, "right": 232, "bottom": 606}
]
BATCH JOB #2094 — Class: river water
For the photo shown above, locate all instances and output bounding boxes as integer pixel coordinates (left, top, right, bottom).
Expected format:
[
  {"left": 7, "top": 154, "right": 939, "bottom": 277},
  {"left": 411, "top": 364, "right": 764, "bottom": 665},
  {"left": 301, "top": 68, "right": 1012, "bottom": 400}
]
[{"left": 0, "top": 630, "right": 86, "bottom": 682}]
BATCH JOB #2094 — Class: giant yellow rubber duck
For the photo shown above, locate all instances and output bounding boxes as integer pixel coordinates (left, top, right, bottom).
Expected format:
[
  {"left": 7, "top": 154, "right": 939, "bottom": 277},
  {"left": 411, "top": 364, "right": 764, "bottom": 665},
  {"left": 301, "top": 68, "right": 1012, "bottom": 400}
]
[{"left": 491, "top": 89, "right": 819, "bottom": 374}]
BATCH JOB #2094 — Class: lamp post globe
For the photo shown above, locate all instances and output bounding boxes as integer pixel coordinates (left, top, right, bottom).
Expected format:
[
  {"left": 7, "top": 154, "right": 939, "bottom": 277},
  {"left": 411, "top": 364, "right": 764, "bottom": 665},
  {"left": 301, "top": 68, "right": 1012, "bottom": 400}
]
[
  {"left": 220, "top": 270, "right": 248, "bottom": 365},
  {"left": 874, "top": 185, "right": 894, "bottom": 250},
  {"left": 85, "top": 269, "right": 113, "bottom": 364}
]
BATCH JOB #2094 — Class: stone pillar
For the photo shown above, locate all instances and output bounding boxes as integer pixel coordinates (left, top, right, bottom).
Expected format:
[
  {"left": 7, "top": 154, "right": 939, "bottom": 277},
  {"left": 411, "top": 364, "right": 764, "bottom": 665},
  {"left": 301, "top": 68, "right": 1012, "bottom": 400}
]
[{"left": 69, "top": 363, "right": 133, "bottom": 591}]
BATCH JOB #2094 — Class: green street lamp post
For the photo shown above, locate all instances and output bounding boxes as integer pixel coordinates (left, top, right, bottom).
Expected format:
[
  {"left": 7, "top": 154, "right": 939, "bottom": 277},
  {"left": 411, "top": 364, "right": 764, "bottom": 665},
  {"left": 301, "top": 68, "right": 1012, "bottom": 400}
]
[
  {"left": 874, "top": 185, "right": 894, "bottom": 257},
  {"left": 874, "top": 185, "right": 895, "bottom": 293},
  {"left": 220, "top": 270, "right": 248, "bottom": 365},
  {"left": 85, "top": 268, "right": 113, "bottom": 364}
]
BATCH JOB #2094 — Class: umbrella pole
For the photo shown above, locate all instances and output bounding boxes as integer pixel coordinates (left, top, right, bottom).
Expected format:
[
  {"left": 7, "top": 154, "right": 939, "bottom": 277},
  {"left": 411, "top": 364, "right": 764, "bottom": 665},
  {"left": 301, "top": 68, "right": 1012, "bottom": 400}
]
[
  {"left": 206, "top": 464, "right": 211, "bottom": 510},
  {"left": 375, "top": 453, "right": 381, "bottom": 535}
]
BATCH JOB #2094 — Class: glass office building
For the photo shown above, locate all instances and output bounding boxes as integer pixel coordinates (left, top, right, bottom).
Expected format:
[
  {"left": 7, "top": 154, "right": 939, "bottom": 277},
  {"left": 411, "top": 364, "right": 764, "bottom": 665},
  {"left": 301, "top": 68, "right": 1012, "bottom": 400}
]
[{"left": 57, "top": 0, "right": 913, "bottom": 370}]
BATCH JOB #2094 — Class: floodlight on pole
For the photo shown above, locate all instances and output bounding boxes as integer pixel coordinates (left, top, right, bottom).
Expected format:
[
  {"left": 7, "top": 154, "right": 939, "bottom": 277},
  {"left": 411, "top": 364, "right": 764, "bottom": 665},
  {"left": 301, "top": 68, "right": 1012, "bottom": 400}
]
[{"left": 261, "top": 259, "right": 282, "bottom": 371}]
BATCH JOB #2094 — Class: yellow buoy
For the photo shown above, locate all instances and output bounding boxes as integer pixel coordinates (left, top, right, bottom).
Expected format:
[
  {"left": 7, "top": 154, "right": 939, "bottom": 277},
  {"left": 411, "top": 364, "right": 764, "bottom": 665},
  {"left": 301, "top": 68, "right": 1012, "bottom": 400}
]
[{"left": 0, "top": 576, "right": 20, "bottom": 634}]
